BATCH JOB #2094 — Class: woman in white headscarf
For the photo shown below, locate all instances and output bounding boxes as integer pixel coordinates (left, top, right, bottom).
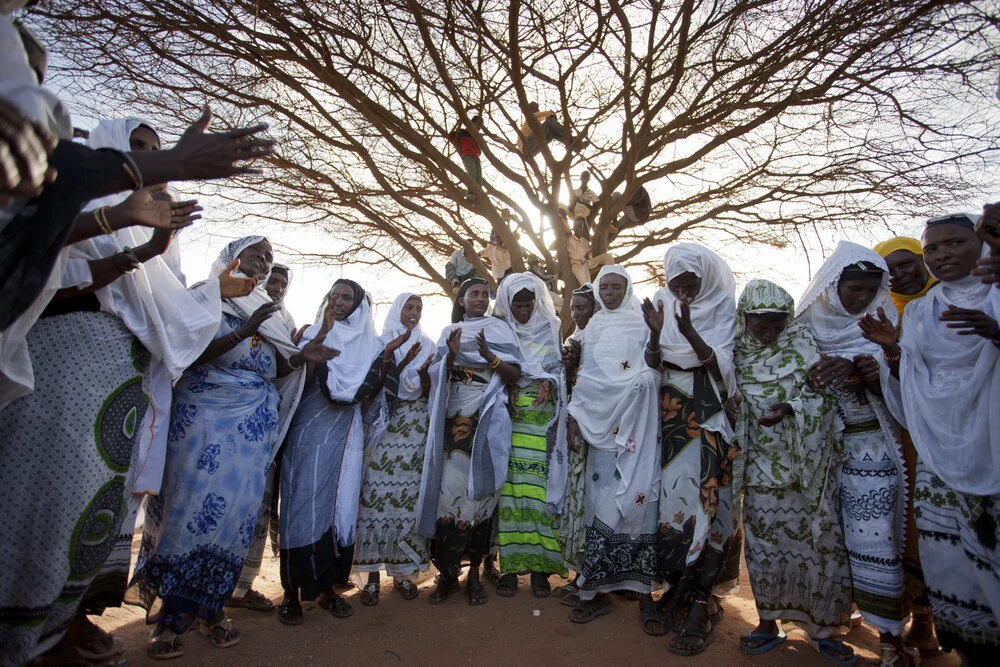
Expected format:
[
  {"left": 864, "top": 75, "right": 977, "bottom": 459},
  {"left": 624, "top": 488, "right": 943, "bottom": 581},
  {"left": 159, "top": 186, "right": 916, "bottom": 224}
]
[
  {"left": 128, "top": 236, "right": 326, "bottom": 660},
  {"left": 640, "top": 243, "right": 738, "bottom": 654},
  {"left": 278, "top": 279, "right": 388, "bottom": 624},
  {"left": 353, "top": 292, "right": 435, "bottom": 604},
  {"left": 564, "top": 265, "right": 661, "bottom": 625},
  {"left": 492, "top": 273, "right": 569, "bottom": 597},
  {"left": 864, "top": 216, "right": 1000, "bottom": 666},
  {"left": 415, "top": 277, "right": 521, "bottom": 606},
  {"left": 795, "top": 240, "right": 911, "bottom": 667}
]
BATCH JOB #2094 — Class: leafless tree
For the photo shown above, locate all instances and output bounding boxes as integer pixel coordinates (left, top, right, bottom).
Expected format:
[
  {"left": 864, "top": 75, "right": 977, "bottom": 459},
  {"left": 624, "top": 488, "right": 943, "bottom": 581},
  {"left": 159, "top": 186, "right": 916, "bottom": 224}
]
[{"left": 29, "top": 0, "right": 1000, "bottom": 321}]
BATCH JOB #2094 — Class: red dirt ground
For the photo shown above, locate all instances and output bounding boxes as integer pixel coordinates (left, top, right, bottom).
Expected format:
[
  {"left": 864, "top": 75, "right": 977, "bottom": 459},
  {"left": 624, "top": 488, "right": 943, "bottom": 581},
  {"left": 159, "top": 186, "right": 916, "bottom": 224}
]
[{"left": 93, "top": 535, "right": 960, "bottom": 666}]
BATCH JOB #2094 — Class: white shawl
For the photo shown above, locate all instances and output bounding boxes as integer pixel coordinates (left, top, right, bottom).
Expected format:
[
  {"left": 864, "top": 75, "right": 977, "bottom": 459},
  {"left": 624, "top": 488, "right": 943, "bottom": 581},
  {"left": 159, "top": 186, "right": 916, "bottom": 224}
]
[
  {"left": 415, "top": 315, "right": 521, "bottom": 537},
  {"left": 300, "top": 282, "right": 382, "bottom": 403},
  {"left": 378, "top": 292, "right": 434, "bottom": 402},
  {"left": 568, "top": 265, "right": 661, "bottom": 537},
  {"left": 882, "top": 250, "right": 1000, "bottom": 496},
  {"left": 494, "top": 273, "right": 570, "bottom": 513},
  {"left": 654, "top": 243, "right": 737, "bottom": 396}
]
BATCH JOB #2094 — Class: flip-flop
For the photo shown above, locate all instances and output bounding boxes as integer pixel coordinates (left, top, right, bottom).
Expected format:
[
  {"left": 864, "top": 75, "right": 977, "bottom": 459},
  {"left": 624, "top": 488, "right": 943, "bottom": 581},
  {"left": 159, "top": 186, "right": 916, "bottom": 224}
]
[
  {"left": 568, "top": 596, "right": 612, "bottom": 624},
  {"left": 225, "top": 589, "right": 275, "bottom": 612},
  {"left": 740, "top": 629, "right": 788, "bottom": 655},
  {"left": 809, "top": 638, "right": 857, "bottom": 665}
]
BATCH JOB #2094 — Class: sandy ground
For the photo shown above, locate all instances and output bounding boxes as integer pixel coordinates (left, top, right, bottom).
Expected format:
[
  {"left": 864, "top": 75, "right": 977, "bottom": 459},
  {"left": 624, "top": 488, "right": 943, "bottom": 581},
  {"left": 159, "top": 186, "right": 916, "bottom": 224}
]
[{"left": 93, "top": 535, "right": 961, "bottom": 667}]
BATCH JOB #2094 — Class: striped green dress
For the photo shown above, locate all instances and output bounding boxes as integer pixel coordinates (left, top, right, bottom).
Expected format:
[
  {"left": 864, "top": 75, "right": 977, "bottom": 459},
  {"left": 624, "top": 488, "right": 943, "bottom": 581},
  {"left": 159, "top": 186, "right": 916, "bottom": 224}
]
[{"left": 497, "top": 381, "right": 567, "bottom": 576}]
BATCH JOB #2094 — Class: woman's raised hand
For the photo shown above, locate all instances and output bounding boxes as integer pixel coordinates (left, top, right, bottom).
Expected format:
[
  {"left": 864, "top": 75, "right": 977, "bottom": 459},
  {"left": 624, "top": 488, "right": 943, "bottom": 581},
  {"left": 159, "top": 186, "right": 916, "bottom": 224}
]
[
  {"left": 218, "top": 259, "right": 257, "bottom": 298},
  {"left": 239, "top": 302, "right": 281, "bottom": 337},
  {"left": 399, "top": 341, "right": 422, "bottom": 370},
  {"left": 385, "top": 328, "right": 413, "bottom": 357},
  {"left": 169, "top": 105, "right": 276, "bottom": 180},
  {"left": 642, "top": 297, "right": 665, "bottom": 335},
  {"left": 113, "top": 187, "right": 202, "bottom": 231},
  {"left": 300, "top": 337, "right": 339, "bottom": 364},
  {"left": 857, "top": 307, "right": 897, "bottom": 348},
  {"left": 0, "top": 98, "right": 57, "bottom": 204},
  {"left": 475, "top": 329, "right": 492, "bottom": 362}
]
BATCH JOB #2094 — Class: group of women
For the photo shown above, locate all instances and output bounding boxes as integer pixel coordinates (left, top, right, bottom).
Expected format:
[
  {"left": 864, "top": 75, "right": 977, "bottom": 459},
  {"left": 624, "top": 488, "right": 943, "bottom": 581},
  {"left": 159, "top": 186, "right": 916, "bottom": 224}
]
[{"left": 1, "top": 5, "right": 998, "bottom": 664}]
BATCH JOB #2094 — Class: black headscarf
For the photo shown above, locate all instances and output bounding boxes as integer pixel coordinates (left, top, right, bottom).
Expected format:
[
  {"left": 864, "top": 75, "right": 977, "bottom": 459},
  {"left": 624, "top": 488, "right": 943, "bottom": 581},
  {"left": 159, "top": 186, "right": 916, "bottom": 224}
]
[
  {"left": 332, "top": 278, "right": 365, "bottom": 318},
  {"left": 451, "top": 277, "right": 488, "bottom": 323}
]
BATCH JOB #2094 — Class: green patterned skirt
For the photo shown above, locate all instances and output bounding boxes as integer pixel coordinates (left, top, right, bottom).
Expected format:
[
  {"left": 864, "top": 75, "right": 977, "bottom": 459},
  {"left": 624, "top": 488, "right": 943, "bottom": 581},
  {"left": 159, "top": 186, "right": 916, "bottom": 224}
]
[{"left": 497, "top": 381, "right": 567, "bottom": 576}]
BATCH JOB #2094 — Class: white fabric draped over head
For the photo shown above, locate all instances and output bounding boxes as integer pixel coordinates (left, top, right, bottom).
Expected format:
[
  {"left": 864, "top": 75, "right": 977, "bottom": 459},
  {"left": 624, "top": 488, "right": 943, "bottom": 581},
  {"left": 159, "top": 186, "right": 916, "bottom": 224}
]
[
  {"left": 270, "top": 263, "right": 296, "bottom": 332},
  {"left": 882, "top": 241, "right": 1000, "bottom": 496},
  {"left": 654, "top": 243, "right": 737, "bottom": 396},
  {"left": 379, "top": 292, "right": 434, "bottom": 402},
  {"left": 300, "top": 279, "right": 383, "bottom": 403},
  {"left": 415, "top": 314, "right": 521, "bottom": 537},
  {"left": 494, "top": 272, "right": 570, "bottom": 513},
  {"left": 67, "top": 118, "right": 223, "bottom": 378},
  {"left": 794, "top": 240, "right": 897, "bottom": 358},
  {"left": 568, "top": 265, "right": 661, "bottom": 537},
  {"left": 0, "top": 16, "right": 71, "bottom": 139}
]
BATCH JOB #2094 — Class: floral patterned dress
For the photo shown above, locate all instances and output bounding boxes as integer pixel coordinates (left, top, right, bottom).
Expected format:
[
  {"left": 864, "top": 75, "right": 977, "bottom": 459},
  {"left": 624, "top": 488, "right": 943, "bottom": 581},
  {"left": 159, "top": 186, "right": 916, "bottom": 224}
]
[{"left": 130, "top": 313, "right": 281, "bottom": 632}]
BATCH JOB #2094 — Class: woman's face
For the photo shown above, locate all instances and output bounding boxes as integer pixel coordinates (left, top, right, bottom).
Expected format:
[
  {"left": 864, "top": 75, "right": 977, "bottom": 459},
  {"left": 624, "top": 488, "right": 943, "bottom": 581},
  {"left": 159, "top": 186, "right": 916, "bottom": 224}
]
[
  {"left": 571, "top": 294, "right": 595, "bottom": 330},
  {"left": 235, "top": 240, "right": 273, "bottom": 279},
  {"left": 129, "top": 126, "right": 161, "bottom": 152},
  {"left": 599, "top": 274, "right": 627, "bottom": 310},
  {"left": 265, "top": 272, "right": 288, "bottom": 303},
  {"left": 330, "top": 283, "right": 357, "bottom": 321},
  {"left": 746, "top": 315, "right": 788, "bottom": 347},
  {"left": 511, "top": 298, "right": 535, "bottom": 325},
  {"left": 884, "top": 250, "right": 928, "bottom": 295},
  {"left": 459, "top": 284, "right": 490, "bottom": 318},
  {"left": 922, "top": 225, "right": 983, "bottom": 282},
  {"left": 667, "top": 271, "right": 701, "bottom": 304},
  {"left": 400, "top": 296, "right": 422, "bottom": 328},
  {"left": 836, "top": 276, "right": 882, "bottom": 315}
]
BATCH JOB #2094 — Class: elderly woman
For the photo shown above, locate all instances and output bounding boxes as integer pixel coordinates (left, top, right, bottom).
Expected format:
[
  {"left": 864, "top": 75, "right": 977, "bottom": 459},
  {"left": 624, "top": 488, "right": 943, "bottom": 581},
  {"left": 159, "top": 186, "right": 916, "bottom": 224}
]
[
  {"left": 492, "top": 273, "right": 569, "bottom": 597},
  {"left": 353, "top": 292, "right": 434, "bottom": 604},
  {"left": 565, "top": 266, "right": 661, "bottom": 624},
  {"left": 129, "top": 237, "right": 332, "bottom": 659},
  {"left": 873, "top": 236, "right": 939, "bottom": 655},
  {"left": 730, "top": 280, "right": 852, "bottom": 657},
  {"left": 865, "top": 215, "right": 1000, "bottom": 667},
  {"left": 640, "top": 244, "right": 738, "bottom": 654},
  {"left": 796, "top": 240, "right": 912, "bottom": 666},
  {"left": 415, "top": 278, "right": 521, "bottom": 606}
]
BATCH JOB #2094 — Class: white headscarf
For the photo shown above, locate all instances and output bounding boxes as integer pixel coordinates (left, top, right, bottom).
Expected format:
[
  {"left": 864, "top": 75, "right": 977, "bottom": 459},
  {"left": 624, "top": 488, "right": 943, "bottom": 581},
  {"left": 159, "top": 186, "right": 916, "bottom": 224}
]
[
  {"left": 0, "top": 16, "right": 71, "bottom": 139},
  {"left": 883, "top": 240, "right": 1000, "bottom": 495},
  {"left": 794, "top": 241, "right": 897, "bottom": 357},
  {"left": 67, "top": 118, "right": 222, "bottom": 378},
  {"left": 378, "top": 292, "right": 434, "bottom": 401},
  {"left": 653, "top": 243, "right": 737, "bottom": 395},
  {"left": 494, "top": 272, "right": 570, "bottom": 512},
  {"left": 568, "top": 265, "right": 661, "bottom": 537},
  {"left": 300, "top": 279, "right": 383, "bottom": 403},
  {"left": 269, "top": 263, "right": 296, "bottom": 332}
]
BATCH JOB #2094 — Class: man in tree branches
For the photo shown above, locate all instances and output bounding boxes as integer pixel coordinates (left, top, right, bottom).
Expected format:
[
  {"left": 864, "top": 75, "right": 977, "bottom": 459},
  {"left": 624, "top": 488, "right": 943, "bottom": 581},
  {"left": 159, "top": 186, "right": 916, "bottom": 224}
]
[
  {"left": 447, "top": 115, "right": 484, "bottom": 203},
  {"left": 518, "top": 102, "right": 568, "bottom": 157}
]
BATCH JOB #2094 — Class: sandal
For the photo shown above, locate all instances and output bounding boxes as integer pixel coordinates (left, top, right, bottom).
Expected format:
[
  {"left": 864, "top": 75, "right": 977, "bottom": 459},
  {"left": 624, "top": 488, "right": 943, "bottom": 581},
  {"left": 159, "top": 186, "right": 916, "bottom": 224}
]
[
  {"left": 495, "top": 573, "right": 518, "bottom": 597},
  {"left": 559, "top": 591, "right": 581, "bottom": 607},
  {"left": 809, "top": 638, "right": 857, "bottom": 665},
  {"left": 225, "top": 588, "right": 275, "bottom": 612},
  {"left": 879, "top": 642, "right": 920, "bottom": 667},
  {"left": 147, "top": 626, "right": 184, "bottom": 660},
  {"left": 317, "top": 590, "right": 354, "bottom": 618},
  {"left": 395, "top": 579, "right": 419, "bottom": 601},
  {"left": 740, "top": 629, "right": 788, "bottom": 655},
  {"left": 551, "top": 582, "right": 579, "bottom": 599},
  {"left": 568, "top": 595, "right": 612, "bottom": 624},
  {"left": 71, "top": 616, "right": 121, "bottom": 661},
  {"left": 278, "top": 597, "right": 303, "bottom": 625},
  {"left": 197, "top": 617, "right": 240, "bottom": 649},
  {"left": 360, "top": 582, "right": 380, "bottom": 607},
  {"left": 467, "top": 576, "right": 488, "bottom": 606},
  {"left": 668, "top": 601, "right": 716, "bottom": 656},
  {"left": 640, "top": 597, "right": 668, "bottom": 636},
  {"left": 530, "top": 572, "right": 551, "bottom": 598},
  {"left": 709, "top": 594, "right": 724, "bottom": 624},
  {"left": 429, "top": 574, "right": 459, "bottom": 605}
]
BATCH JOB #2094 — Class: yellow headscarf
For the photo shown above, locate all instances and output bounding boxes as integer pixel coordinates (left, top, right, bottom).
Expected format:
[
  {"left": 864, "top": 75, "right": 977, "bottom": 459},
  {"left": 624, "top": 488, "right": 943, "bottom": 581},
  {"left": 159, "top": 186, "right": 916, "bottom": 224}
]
[{"left": 873, "top": 237, "right": 936, "bottom": 318}]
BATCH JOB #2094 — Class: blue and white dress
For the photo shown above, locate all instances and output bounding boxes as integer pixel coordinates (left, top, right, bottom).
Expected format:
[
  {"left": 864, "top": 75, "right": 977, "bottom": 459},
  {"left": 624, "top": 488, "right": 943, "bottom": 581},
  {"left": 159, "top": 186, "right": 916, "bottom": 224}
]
[{"left": 130, "top": 313, "right": 284, "bottom": 631}]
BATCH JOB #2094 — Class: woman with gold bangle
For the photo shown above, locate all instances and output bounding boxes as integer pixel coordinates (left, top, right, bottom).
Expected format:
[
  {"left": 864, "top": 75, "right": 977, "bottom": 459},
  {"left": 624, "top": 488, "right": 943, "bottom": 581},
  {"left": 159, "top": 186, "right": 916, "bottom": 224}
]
[{"left": 415, "top": 277, "right": 520, "bottom": 606}]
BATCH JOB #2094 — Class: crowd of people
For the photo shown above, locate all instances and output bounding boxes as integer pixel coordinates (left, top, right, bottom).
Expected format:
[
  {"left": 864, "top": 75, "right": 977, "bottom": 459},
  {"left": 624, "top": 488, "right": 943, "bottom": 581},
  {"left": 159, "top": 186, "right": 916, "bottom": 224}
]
[{"left": 2, "top": 3, "right": 1000, "bottom": 667}]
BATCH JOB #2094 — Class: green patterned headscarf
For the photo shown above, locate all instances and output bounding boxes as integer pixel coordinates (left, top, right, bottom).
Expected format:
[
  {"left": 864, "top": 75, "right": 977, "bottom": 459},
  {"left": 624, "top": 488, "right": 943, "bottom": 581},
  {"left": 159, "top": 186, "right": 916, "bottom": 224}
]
[{"left": 735, "top": 278, "right": 795, "bottom": 350}]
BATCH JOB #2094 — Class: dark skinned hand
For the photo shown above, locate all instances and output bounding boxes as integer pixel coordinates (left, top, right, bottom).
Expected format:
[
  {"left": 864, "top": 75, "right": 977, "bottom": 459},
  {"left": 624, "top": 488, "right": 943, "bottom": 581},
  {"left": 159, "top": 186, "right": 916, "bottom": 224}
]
[
  {"left": 757, "top": 402, "right": 792, "bottom": 427},
  {"left": 858, "top": 307, "right": 897, "bottom": 348},
  {"left": 384, "top": 328, "right": 413, "bottom": 359},
  {"left": 446, "top": 328, "right": 462, "bottom": 363},
  {"left": 238, "top": 302, "right": 281, "bottom": 337},
  {"left": 940, "top": 305, "right": 1000, "bottom": 341},
  {"left": 723, "top": 395, "right": 741, "bottom": 427},
  {"left": 809, "top": 354, "right": 856, "bottom": 389},
  {"left": 218, "top": 259, "right": 258, "bottom": 299},
  {"left": 566, "top": 419, "right": 583, "bottom": 453},
  {"left": 562, "top": 339, "right": 581, "bottom": 370},
  {"left": 0, "top": 98, "right": 57, "bottom": 204},
  {"left": 476, "top": 329, "right": 493, "bottom": 363},
  {"left": 418, "top": 355, "right": 434, "bottom": 388},
  {"left": 642, "top": 297, "right": 665, "bottom": 335},
  {"left": 676, "top": 301, "right": 694, "bottom": 336},
  {"left": 399, "top": 341, "right": 422, "bottom": 371},
  {"left": 853, "top": 354, "right": 881, "bottom": 386},
  {"left": 532, "top": 379, "right": 553, "bottom": 407},
  {"left": 170, "top": 105, "right": 276, "bottom": 180}
]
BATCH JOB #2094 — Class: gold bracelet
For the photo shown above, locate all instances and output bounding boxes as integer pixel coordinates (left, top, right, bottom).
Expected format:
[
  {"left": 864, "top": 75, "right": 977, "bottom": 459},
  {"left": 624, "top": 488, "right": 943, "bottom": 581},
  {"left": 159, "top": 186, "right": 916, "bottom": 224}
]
[
  {"left": 489, "top": 356, "right": 501, "bottom": 369},
  {"left": 288, "top": 354, "right": 303, "bottom": 370},
  {"left": 120, "top": 153, "right": 143, "bottom": 189},
  {"left": 94, "top": 207, "right": 114, "bottom": 235}
]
